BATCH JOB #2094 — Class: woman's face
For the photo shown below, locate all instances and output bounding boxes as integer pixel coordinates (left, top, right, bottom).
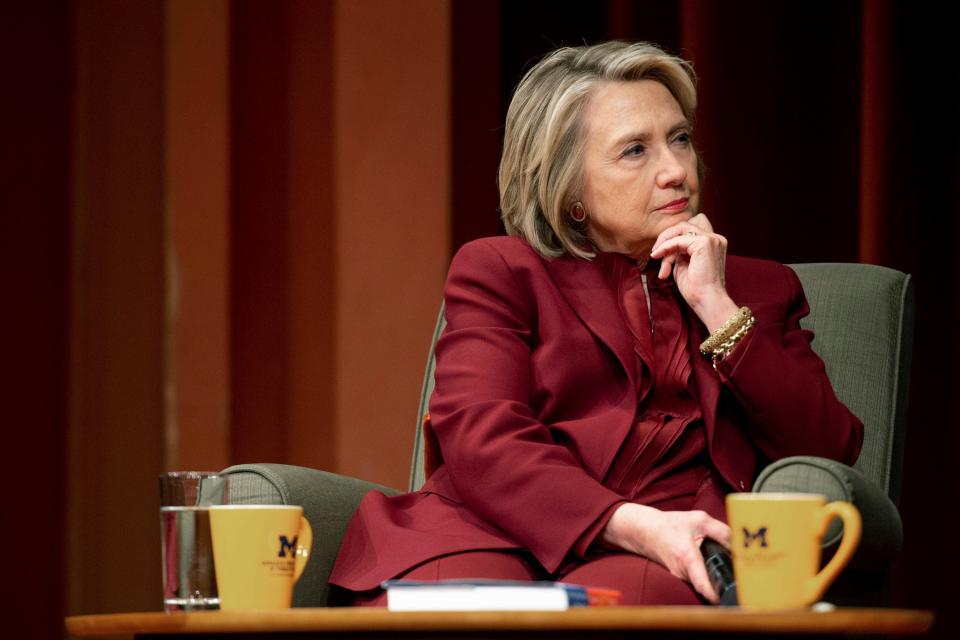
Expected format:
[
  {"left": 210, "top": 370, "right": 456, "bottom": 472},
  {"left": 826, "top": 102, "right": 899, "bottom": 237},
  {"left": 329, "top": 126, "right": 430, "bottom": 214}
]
[{"left": 579, "top": 79, "right": 700, "bottom": 259}]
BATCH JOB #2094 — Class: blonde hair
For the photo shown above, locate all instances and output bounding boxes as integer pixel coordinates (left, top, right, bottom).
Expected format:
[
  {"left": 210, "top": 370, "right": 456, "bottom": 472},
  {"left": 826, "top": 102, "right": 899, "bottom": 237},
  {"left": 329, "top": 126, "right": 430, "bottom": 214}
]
[{"left": 499, "top": 41, "right": 698, "bottom": 259}]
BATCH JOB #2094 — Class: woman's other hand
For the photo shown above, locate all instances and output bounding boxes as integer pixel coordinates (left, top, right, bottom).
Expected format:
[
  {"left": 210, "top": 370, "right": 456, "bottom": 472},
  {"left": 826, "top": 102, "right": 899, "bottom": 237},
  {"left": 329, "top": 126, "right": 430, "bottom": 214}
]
[
  {"left": 649, "top": 213, "right": 739, "bottom": 332},
  {"left": 601, "top": 502, "right": 731, "bottom": 603}
]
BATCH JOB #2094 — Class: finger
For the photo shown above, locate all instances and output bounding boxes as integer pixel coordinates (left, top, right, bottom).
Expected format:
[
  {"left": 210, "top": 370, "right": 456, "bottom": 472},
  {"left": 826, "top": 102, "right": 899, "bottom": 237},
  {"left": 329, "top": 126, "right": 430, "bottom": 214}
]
[
  {"left": 653, "top": 239, "right": 693, "bottom": 281},
  {"left": 652, "top": 229, "right": 727, "bottom": 261},
  {"left": 658, "top": 257, "right": 671, "bottom": 280},
  {"left": 703, "top": 518, "right": 732, "bottom": 549},
  {"left": 650, "top": 234, "right": 698, "bottom": 259},
  {"left": 652, "top": 221, "right": 704, "bottom": 253},
  {"left": 686, "top": 556, "right": 719, "bottom": 604},
  {"left": 658, "top": 247, "right": 685, "bottom": 279}
]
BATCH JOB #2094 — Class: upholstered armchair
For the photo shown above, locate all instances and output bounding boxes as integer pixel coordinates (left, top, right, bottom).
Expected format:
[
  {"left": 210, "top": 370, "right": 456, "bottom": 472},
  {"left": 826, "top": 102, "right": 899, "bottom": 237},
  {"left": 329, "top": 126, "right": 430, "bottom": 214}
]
[{"left": 223, "top": 263, "right": 913, "bottom": 607}]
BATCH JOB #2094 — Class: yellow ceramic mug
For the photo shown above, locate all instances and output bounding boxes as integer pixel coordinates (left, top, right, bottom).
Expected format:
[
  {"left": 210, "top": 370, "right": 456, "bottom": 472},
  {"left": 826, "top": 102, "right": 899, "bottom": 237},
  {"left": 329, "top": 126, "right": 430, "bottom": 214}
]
[
  {"left": 208, "top": 505, "right": 312, "bottom": 610},
  {"left": 726, "top": 493, "right": 861, "bottom": 610}
]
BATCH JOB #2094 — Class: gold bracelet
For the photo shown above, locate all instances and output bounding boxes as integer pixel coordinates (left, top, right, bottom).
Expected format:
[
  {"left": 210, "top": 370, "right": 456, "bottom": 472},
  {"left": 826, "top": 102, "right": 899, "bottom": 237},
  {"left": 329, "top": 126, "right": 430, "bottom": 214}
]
[
  {"left": 709, "top": 314, "right": 756, "bottom": 370},
  {"left": 699, "top": 306, "right": 753, "bottom": 356}
]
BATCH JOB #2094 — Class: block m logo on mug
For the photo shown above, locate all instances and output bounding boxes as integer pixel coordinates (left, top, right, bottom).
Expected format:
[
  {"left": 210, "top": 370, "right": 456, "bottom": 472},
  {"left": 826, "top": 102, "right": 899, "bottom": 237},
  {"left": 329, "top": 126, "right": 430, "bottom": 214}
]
[
  {"left": 278, "top": 535, "right": 299, "bottom": 558},
  {"left": 742, "top": 526, "right": 768, "bottom": 548}
]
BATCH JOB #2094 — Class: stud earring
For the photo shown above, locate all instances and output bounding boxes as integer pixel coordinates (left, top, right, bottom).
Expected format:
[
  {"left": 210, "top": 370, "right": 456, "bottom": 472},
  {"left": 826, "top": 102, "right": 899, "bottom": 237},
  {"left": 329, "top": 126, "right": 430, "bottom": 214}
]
[{"left": 570, "top": 201, "right": 588, "bottom": 223}]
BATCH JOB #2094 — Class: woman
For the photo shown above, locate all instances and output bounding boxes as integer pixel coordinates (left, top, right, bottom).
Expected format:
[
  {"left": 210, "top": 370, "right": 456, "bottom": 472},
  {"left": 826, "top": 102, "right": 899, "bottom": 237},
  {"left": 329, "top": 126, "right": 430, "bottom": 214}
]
[{"left": 329, "top": 41, "right": 862, "bottom": 605}]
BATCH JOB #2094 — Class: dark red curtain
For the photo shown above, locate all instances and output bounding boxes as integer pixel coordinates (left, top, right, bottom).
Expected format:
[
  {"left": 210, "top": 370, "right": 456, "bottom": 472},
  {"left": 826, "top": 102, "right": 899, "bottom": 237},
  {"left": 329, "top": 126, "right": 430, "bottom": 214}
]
[
  {"left": 3, "top": 4, "right": 70, "bottom": 640},
  {"left": 451, "top": 1, "right": 958, "bottom": 636}
]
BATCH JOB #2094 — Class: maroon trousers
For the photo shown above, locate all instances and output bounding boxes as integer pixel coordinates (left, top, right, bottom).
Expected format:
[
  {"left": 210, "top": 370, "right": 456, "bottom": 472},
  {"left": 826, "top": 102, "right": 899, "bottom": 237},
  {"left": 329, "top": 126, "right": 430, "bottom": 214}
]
[{"left": 351, "top": 550, "right": 702, "bottom": 606}]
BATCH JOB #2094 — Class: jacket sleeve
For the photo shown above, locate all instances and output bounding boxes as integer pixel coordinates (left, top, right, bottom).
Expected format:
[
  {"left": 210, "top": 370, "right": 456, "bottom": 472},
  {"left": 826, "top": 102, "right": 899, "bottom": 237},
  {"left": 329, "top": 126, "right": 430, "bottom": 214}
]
[
  {"left": 715, "top": 263, "right": 864, "bottom": 466},
  {"left": 428, "top": 241, "right": 625, "bottom": 572}
]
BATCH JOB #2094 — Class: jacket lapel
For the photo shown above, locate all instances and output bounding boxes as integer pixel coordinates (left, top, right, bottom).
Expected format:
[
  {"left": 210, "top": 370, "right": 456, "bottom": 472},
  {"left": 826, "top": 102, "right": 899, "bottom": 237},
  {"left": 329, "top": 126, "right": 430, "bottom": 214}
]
[
  {"left": 543, "top": 254, "right": 727, "bottom": 449},
  {"left": 684, "top": 303, "right": 722, "bottom": 440},
  {"left": 543, "top": 256, "right": 638, "bottom": 387}
]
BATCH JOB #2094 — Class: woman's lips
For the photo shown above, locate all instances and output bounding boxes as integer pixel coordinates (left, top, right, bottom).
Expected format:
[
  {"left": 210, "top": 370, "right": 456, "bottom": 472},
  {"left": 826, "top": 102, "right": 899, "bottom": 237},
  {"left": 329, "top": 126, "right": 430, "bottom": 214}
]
[{"left": 655, "top": 197, "right": 689, "bottom": 213}]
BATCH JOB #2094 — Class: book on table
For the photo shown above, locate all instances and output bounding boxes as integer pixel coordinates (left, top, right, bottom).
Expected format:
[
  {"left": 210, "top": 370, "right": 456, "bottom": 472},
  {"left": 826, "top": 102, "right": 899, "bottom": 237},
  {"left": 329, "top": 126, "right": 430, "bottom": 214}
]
[{"left": 381, "top": 579, "right": 622, "bottom": 611}]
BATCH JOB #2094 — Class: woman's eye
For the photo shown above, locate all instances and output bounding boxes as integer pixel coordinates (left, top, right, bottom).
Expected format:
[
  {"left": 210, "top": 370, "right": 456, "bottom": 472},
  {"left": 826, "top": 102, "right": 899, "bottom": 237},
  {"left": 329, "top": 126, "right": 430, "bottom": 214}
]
[
  {"left": 672, "top": 131, "right": 692, "bottom": 146},
  {"left": 623, "top": 144, "right": 645, "bottom": 157}
]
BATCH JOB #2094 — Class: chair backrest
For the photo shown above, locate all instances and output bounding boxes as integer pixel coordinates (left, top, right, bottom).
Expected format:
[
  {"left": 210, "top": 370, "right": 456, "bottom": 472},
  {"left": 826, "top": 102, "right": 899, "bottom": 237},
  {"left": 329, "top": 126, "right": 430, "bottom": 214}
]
[
  {"left": 409, "top": 263, "right": 914, "bottom": 503},
  {"left": 788, "top": 263, "right": 913, "bottom": 504}
]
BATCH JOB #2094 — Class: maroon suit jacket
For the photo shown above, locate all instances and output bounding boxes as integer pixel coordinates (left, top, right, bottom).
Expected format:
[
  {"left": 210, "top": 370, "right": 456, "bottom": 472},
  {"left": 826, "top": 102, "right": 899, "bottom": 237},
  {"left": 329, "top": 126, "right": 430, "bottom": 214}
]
[{"left": 329, "top": 236, "right": 863, "bottom": 591}]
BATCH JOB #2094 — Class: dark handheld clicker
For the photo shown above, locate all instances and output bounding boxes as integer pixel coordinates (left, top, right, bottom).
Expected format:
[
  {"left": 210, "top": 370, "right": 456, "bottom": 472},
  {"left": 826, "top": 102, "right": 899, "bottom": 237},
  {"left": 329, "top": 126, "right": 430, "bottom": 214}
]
[{"left": 701, "top": 539, "right": 738, "bottom": 606}]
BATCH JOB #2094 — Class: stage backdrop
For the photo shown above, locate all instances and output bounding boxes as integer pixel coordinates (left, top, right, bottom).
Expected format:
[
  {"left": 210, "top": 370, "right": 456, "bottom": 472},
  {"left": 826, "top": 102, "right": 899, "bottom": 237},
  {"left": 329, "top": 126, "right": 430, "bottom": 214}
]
[{"left": 7, "top": 1, "right": 956, "bottom": 639}]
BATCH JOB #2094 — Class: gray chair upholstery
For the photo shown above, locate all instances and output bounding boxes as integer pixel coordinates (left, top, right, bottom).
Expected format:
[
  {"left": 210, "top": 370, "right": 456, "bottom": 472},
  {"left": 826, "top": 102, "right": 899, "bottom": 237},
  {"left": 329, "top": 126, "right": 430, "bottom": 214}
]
[
  {"left": 785, "top": 263, "right": 914, "bottom": 503},
  {"left": 223, "top": 262, "right": 913, "bottom": 607}
]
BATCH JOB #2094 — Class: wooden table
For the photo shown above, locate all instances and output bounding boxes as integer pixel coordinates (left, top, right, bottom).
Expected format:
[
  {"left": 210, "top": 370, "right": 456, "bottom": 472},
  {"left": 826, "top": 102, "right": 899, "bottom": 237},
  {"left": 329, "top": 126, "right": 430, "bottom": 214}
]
[{"left": 66, "top": 606, "right": 934, "bottom": 639}]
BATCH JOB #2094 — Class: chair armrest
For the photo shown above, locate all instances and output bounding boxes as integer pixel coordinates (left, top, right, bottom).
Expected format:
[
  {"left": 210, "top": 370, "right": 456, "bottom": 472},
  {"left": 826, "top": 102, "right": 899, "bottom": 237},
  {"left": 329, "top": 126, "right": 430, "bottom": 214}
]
[
  {"left": 221, "top": 463, "right": 400, "bottom": 607},
  {"left": 754, "top": 456, "right": 903, "bottom": 572}
]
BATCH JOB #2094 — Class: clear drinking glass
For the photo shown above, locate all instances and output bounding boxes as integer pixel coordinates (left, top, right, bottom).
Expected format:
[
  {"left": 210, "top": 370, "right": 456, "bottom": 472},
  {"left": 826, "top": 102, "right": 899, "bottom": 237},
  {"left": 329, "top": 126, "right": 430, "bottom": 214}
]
[{"left": 159, "top": 471, "right": 229, "bottom": 611}]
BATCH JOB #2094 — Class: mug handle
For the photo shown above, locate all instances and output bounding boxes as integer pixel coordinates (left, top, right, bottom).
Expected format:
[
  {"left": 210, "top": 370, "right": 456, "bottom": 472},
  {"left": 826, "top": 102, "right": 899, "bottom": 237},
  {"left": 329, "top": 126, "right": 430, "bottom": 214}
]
[
  {"left": 292, "top": 516, "right": 313, "bottom": 583},
  {"left": 806, "top": 501, "right": 862, "bottom": 604}
]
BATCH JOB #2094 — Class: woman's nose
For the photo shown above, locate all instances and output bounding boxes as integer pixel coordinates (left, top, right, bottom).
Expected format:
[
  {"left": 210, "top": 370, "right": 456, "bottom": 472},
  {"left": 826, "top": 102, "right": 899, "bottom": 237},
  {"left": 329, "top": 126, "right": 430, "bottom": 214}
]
[{"left": 656, "top": 150, "right": 687, "bottom": 188}]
